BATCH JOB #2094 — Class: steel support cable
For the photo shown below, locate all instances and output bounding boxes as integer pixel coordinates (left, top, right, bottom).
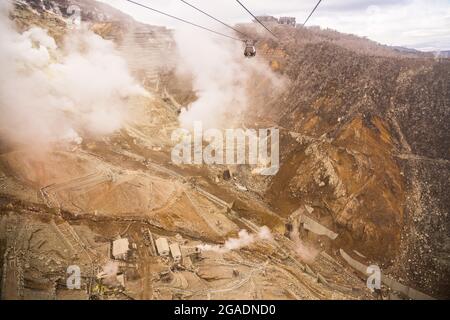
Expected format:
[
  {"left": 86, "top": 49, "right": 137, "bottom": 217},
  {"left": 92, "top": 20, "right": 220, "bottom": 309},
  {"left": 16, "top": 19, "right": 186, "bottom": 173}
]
[
  {"left": 125, "top": 0, "right": 243, "bottom": 42},
  {"left": 179, "top": 0, "right": 251, "bottom": 39},
  {"left": 303, "top": 0, "right": 323, "bottom": 26},
  {"left": 235, "top": 0, "right": 278, "bottom": 39}
]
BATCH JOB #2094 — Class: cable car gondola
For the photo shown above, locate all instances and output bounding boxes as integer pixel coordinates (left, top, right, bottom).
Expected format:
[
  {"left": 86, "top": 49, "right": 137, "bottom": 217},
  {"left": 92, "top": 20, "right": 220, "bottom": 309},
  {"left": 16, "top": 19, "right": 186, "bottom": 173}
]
[
  {"left": 244, "top": 40, "right": 256, "bottom": 58},
  {"left": 127, "top": 0, "right": 324, "bottom": 58}
]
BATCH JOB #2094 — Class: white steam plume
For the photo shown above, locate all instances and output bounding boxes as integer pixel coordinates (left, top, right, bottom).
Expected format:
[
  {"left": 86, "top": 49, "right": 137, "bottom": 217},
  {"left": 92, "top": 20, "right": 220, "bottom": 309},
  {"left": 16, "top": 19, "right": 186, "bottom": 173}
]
[
  {"left": 97, "top": 260, "right": 120, "bottom": 279},
  {"left": 198, "top": 226, "right": 273, "bottom": 253},
  {"left": 0, "top": 5, "right": 148, "bottom": 149},
  {"left": 290, "top": 225, "right": 318, "bottom": 263},
  {"left": 173, "top": 26, "right": 284, "bottom": 130},
  {"left": 97, "top": 261, "right": 123, "bottom": 287}
]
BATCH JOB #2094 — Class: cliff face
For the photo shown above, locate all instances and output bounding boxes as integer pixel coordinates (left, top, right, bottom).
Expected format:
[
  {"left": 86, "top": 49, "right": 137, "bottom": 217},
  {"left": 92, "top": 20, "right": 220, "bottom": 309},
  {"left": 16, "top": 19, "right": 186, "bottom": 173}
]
[{"left": 251, "top": 30, "right": 449, "bottom": 297}]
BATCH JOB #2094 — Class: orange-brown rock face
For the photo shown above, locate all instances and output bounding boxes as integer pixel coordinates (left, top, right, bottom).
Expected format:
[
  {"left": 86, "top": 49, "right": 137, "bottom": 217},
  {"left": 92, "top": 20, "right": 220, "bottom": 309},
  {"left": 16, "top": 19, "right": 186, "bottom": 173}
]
[
  {"left": 267, "top": 115, "right": 405, "bottom": 262},
  {"left": 250, "top": 28, "right": 449, "bottom": 297}
]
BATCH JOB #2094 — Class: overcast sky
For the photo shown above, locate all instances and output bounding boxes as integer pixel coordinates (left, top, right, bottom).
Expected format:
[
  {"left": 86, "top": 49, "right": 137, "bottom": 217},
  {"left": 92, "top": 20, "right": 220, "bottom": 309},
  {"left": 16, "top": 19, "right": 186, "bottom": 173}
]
[{"left": 98, "top": 0, "right": 450, "bottom": 51}]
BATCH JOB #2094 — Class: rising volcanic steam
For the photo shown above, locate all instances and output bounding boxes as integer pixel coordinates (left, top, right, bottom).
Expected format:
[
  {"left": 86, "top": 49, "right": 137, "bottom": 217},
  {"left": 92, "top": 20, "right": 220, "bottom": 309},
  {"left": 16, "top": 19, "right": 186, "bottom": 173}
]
[
  {"left": 0, "top": 3, "right": 147, "bottom": 150},
  {"left": 173, "top": 26, "right": 285, "bottom": 130},
  {"left": 290, "top": 225, "right": 318, "bottom": 263},
  {"left": 198, "top": 226, "right": 273, "bottom": 253},
  {"left": 96, "top": 261, "right": 122, "bottom": 287}
]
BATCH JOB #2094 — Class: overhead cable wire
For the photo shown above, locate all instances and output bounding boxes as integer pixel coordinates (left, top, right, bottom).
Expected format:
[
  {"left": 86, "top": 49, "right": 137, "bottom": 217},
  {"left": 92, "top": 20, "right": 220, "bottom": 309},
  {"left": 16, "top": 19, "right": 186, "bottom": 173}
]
[
  {"left": 125, "top": 0, "right": 243, "bottom": 42},
  {"left": 303, "top": 0, "right": 323, "bottom": 26},
  {"left": 235, "top": 0, "right": 278, "bottom": 39},
  {"left": 179, "top": 0, "right": 251, "bottom": 39}
]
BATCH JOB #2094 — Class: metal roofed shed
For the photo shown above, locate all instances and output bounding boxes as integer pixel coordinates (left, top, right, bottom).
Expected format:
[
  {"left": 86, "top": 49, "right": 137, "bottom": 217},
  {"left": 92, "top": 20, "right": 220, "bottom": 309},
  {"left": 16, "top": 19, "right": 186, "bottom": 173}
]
[
  {"left": 112, "top": 238, "right": 130, "bottom": 260},
  {"left": 170, "top": 243, "right": 182, "bottom": 263},
  {"left": 155, "top": 237, "right": 170, "bottom": 256}
]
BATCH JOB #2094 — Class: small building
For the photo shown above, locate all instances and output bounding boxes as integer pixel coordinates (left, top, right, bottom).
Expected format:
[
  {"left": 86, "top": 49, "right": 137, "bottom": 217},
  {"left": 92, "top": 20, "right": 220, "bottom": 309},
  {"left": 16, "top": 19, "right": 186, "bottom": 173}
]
[
  {"left": 170, "top": 243, "right": 182, "bottom": 263},
  {"left": 116, "top": 273, "right": 125, "bottom": 288},
  {"left": 183, "top": 246, "right": 201, "bottom": 262},
  {"left": 279, "top": 17, "right": 296, "bottom": 27},
  {"left": 155, "top": 237, "right": 170, "bottom": 256},
  {"left": 255, "top": 15, "right": 278, "bottom": 23},
  {"left": 112, "top": 238, "right": 129, "bottom": 260}
]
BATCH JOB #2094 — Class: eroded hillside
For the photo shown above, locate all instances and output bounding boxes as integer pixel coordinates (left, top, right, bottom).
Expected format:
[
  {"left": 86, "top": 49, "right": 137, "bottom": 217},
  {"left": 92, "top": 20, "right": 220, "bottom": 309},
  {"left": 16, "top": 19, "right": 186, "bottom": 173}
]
[
  {"left": 0, "top": 0, "right": 448, "bottom": 300},
  {"left": 240, "top": 25, "right": 450, "bottom": 297}
]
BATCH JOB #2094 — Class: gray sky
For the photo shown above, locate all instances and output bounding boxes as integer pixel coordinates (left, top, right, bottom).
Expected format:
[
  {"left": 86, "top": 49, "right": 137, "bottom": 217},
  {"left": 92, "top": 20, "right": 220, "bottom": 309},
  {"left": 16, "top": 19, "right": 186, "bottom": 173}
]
[{"left": 98, "top": 0, "right": 450, "bottom": 51}]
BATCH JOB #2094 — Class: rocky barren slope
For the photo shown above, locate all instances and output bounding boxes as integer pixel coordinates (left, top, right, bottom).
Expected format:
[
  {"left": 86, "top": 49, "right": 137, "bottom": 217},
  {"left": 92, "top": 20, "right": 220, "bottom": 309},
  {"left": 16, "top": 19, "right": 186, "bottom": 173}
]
[
  {"left": 243, "top": 24, "right": 450, "bottom": 297},
  {"left": 0, "top": 0, "right": 448, "bottom": 300}
]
